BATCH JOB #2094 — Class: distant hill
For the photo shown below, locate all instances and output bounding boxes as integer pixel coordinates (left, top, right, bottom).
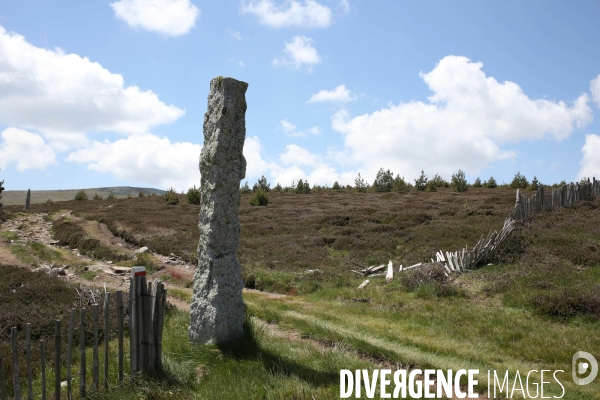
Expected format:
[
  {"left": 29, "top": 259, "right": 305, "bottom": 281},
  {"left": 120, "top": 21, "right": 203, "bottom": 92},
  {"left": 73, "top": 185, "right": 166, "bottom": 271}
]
[{"left": 1, "top": 187, "right": 167, "bottom": 206}]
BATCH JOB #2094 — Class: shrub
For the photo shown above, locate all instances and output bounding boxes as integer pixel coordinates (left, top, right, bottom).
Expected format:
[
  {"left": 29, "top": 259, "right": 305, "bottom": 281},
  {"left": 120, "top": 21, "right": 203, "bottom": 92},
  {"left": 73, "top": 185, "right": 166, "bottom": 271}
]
[
  {"left": 529, "top": 176, "right": 540, "bottom": 191},
  {"left": 332, "top": 181, "right": 342, "bottom": 190},
  {"left": 186, "top": 185, "right": 201, "bottom": 205},
  {"left": 272, "top": 183, "right": 283, "bottom": 192},
  {"left": 126, "top": 193, "right": 132, "bottom": 199},
  {"left": 138, "top": 191, "right": 145, "bottom": 197},
  {"left": 164, "top": 187, "right": 179, "bottom": 205},
  {"left": 92, "top": 193, "right": 103, "bottom": 200},
  {"left": 393, "top": 175, "right": 409, "bottom": 192},
  {"left": 249, "top": 189, "right": 269, "bottom": 206},
  {"left": 373, "top": 168, "right": 394, "bottom": 192},
  {"left": 46, "top": 199, "right": 54, "bottom": 205},
  {"left": 240, "top": 181, "right": 252, "bottom": 193},
  {"left": 253, "top": 175, "right": 271, "bottom": 192},
  {"left": 106, "top": 192, "right": 116, "bottom": 200},
  {"left": 483, "top": 176, "right": 497, "bottom": 188},
  {"left": 451, "top": 169, "right": 468, "bottom": 192},
  {"left": 414, "top": 170, "right": 428, "bottom": 191},
  {"left": 296, "top": 179, "right": 311, "bottom": 194},
  {"left": 425, "top": 181, "right": 437, "bottom": 192},
  {"left": 355, "top": 173, "right": 368, "bottom": 193},
  {"left": 510, "top": 171, "right": 529, "bottom": 189},
  {"left": 430, "top": 173, "right": 449, "bottom": 188},
  {"left": 531, "top": 289, "right": 600, "bottom": 319},
  {"left": 74, "top": 190, "right": 88, "bottom": 201},
  {"left": 472, "top": 177, "right": 482, "bottom": 188}
]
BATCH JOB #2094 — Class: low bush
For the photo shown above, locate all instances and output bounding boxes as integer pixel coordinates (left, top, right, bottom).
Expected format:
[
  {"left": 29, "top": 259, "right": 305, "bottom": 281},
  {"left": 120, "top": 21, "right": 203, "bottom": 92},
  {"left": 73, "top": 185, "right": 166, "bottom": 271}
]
[
  {"left": 93, "top": 193, "right": 103, "bottom": 200},
  {"left": 74, "top": 190, "right": 88, "bottom": 201},
  {"left": 106, "top": 192, "right": 116, "bottom": 200},
  {"left": 531, "top": 288, "right": 600, "bottom": 319},
  {"left": 249, "top": 189, "right": 269, "bottom": 206},
  {"left": 165, "top": 187, "right": 179, "bottom": 205},
  {"left": 186, "top": 185, "right": 201, "bottom": 205}
]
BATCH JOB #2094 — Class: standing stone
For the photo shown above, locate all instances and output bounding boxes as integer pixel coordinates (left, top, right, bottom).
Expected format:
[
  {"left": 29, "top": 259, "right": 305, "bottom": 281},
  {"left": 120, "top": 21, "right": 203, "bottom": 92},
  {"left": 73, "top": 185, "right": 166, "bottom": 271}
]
[
  {"left": 189, "top": 77, "right": 248, "bottom": 344},
  {"left": 24, "top": 189, "right": 31, "bottom": 210}
]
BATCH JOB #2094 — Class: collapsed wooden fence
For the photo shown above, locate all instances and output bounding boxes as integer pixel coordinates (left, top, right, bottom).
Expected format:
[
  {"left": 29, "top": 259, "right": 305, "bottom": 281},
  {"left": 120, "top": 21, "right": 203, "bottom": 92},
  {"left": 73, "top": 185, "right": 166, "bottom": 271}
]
[
  {"left": 0, "top": 267, "right": 166, "bottom": 400},
  {"left": 357, "top": 178, "right": 600, "bottom": 287}
]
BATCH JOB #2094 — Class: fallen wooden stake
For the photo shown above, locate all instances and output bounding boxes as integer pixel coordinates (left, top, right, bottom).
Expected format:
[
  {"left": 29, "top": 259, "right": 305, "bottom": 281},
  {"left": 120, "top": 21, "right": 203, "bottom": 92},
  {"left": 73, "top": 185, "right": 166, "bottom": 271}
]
[
  {"left": 357, "top": 280, "right": 370, "bottom": 289},
  {"left": 385, "top": 260, "right": 393, "bottom": 282}
]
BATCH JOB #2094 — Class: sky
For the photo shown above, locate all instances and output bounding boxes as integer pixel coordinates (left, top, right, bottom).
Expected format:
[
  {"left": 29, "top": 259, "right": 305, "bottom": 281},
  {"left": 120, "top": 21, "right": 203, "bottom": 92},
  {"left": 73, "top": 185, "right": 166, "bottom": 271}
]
[{"left": 1, "top": 0, "right": 600, "bottom": 191}]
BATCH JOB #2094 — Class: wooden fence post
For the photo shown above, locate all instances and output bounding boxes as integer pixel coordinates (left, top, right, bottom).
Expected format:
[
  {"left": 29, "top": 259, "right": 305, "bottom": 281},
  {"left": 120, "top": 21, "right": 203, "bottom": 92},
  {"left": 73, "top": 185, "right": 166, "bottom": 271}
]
[
  {"left": 116, "top": 291, "right": 124, "bottom": 384},
  {"left": 79, "top": 309, "right": 86, "bottom": 399},
  {"left": 0, "top": 350, "right": 5, "bottom": 400},
  {"left": 129, "top": 277, "right": 136, "bottom": 377},
  {"left": 93, "top": 304, "right": 99, "bottom": 391},
  {"left": 54, "top": 320, "right": 61, "bottom": 400},
  {"left": 40, "top": 340, "right": 46, "bottom": 400},
  {"left": 66, "top": 309, "right": 75, "bottom": 400},
  {"left": 11, "top": 327, "right": 20, "bottom": 400},
  {"left": 25, "top": 323, "right": 32, "bottom": 400},
  {"left": 104, "top": 293, "right": 110, "bottom": 389}
]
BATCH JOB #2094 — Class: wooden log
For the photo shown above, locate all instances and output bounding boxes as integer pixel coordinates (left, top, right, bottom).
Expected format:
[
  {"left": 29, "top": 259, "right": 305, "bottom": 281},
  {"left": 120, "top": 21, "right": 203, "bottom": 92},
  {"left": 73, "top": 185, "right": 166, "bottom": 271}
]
[
  {"left": 357, "top": 279, "right": 370, "bottom": 289},
  {"left": 79, "top": 308, "right": 86, "bottom": 398},
  {"left": 386, "top": 261, "right": 394, "bottom": 282},
  {"left": 40, "top": 340, "right": 46, "bottom": 400},
  {"left": 11, "top": 327, "right": 20, "bottom": 400},
  {"left": 142, "top": 276, "right": 150, "bottom": 373},
  {"left": 66, "top": 309, "right": 75, "bottom": 399},
  {"left": 116, "top": 291, "right": 124, "bottom": 384},
  {"left": 0, "top": 348, "right": 5, "bottom": 400},
  {"left": 93, "top": 304, "right": 99, "bottom": 391},
  {"left": 104, "top": 292, "right": 110, "bottom": 389},
  {"left": 405, "top": 262, "right": 422, "bottom": 271},
  {"left": 54, "top": 320, "right": 60, "bottom": 400},
  {"left": 26, "top": 323, "right": 32, "bottom": 400}
]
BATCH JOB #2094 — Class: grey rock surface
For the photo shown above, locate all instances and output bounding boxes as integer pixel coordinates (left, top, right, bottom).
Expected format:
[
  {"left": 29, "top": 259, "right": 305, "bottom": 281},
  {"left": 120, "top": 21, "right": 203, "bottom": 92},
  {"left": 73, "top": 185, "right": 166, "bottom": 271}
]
[
  {"left": 189, "top": 77, "right": 248, "bottom": 344},
  {"left": 24, "top": 188, "right": 30, "bottom": 210}
]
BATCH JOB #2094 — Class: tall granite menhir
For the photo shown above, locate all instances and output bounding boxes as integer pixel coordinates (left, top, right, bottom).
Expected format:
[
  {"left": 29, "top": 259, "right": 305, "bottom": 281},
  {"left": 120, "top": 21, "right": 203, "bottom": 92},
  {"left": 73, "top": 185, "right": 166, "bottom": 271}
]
[
  {"left": 189, "top": 77, "right": 248, "bottom": 344},
  {"left": 24, "top": 189, "right": 30, "bottom": 210}
]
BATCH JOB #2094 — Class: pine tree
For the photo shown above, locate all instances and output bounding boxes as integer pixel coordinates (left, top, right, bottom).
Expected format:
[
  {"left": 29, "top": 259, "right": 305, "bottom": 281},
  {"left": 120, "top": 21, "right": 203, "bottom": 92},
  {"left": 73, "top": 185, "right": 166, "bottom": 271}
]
[
  {"left": 354, "top": 173, "right": 368, "bottom": 193},
  {"left": 414, "top": 170, "right": 428, "bottom": 191},
  {"left": 451, "top": 169, "right": 468, "bottom": 192},
  {"left": 373, "top": 168, "right": 394, "bottom": 192}
]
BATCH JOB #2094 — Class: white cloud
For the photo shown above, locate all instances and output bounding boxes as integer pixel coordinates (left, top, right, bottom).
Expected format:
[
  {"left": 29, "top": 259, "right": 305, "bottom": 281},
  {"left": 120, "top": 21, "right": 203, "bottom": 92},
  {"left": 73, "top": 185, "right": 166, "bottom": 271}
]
[
  {"left": 228, "top": 28, "right": 242, "bottom": 40},
  {"left": 308, "top": 84, "right": 355, "bottom": 103},
  {"left": 578, "top": 134, "right": 600, "bottom": 180},
  {"left": 591, "top": 75, "right": 600, "bottom": 108},
  {"left": 331, "top": 55, "right": 592, "bottom": 181},
  {"left": 278, "top": 119, "right": 320, "bottom": 137},
  {"left": 66, "top": 134, "right": 201, "bottom": 191},
  {"left": 110, "top": 0, "right": 200, "bottom": 36},
  {"left": 0, "top": 128, "right": 56, "bottom": 171},
  {"left": 240, "top": 0, "right": 331, "bottom": 29},
  {"left": 338, "top": 0, "right": 350, "bottom": 14},
  {"left": 272, "top": 36, "right": 320, "bottom": 70},
  {"left": 279, "top": 119, "right": 297, "bottom": 132},
  {"left": 0, "top": 26, "right": 184, "bottom": 150}
]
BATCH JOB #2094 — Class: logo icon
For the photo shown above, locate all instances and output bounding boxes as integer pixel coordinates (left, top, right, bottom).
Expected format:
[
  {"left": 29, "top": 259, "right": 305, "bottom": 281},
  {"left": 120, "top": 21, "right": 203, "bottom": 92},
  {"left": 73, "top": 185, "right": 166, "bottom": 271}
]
[{"left": 572, "top": 351, "right": 598, "bottom": 385}]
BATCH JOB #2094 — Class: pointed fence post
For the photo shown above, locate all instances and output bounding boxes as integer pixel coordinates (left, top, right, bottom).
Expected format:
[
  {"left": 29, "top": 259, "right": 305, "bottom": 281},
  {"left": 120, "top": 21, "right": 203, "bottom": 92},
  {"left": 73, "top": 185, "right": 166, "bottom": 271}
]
[
  {"left": 11, "top": 327, "right": 20, "bottom": 400},
  {"left": 116, "top": 291, "right": 124, "bottom": 384},
  {"left": 54, "top": 320, "right": 61, "bottom": 400},
  {"left": 79, "top": 309, "right": 86, "bottom": 399},
  {"left": 66, "top": 309, "right": 75, "bottom": 399},
  {"left": 104, "top": 292, "right": 110, "bottom": 389}
]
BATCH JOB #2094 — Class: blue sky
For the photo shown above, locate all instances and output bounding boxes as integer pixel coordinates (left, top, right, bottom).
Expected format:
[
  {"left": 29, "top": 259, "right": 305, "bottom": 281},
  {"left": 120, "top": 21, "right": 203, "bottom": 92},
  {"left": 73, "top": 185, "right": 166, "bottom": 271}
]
[{"left": 1, "top": 0, "right": 599, "bottom": 191}]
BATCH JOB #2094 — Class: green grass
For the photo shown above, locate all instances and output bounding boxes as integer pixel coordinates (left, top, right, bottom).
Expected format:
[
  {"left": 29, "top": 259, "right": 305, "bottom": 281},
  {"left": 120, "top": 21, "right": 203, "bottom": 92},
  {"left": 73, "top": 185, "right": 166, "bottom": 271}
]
[
  {"left": 83, "top": 309, "right": 384, "bottom": 400},
  {"left": 1, "top": 230, "right": 19, "bottom": 241},
  {"left": 168, "top": 287, "right": 192, "bottom": 303},
  {"left": 8, "top": 241, "right": 64, "bottom": 266},
  {"left": 82, "top": 270, "right": 98, "bottom": 281}
]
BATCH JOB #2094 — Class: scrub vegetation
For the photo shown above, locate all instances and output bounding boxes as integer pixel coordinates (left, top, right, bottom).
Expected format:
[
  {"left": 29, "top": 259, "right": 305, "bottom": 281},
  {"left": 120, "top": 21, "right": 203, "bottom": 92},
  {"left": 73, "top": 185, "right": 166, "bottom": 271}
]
[{"left": 1, "top": 175, "right": 599, "bottom": 398}]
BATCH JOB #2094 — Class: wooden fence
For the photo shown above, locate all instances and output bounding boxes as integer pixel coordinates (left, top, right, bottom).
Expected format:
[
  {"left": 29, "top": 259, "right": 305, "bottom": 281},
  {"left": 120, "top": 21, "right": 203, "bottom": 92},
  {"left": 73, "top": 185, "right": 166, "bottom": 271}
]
[
  {"left": 0, "top": 267, "right": 167, "bottom": 400},
  {"left": 510, "top": 177, "right": 600, "bottom": 221}
]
